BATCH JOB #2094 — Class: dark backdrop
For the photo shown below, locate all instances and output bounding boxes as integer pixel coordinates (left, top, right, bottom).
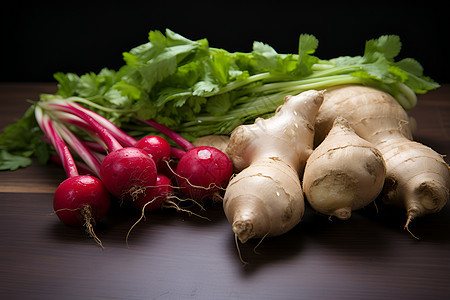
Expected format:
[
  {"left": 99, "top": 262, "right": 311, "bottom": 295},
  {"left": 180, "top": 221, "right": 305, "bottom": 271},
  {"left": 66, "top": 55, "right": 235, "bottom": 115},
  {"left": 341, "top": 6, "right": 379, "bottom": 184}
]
[{"left": 1, "top": 1, "right": 449, "bottom": 83}]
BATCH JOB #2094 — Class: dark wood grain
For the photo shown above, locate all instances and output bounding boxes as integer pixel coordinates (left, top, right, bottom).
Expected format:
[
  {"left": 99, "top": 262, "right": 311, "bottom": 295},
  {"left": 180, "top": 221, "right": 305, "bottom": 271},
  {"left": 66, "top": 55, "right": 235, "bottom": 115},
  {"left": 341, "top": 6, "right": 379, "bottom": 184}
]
[
  {"left": 0, "top": 83, "right": 64, "bottom": 193},
  {"left": 1, "top": 83, "right": 449, "bottom": 299}
]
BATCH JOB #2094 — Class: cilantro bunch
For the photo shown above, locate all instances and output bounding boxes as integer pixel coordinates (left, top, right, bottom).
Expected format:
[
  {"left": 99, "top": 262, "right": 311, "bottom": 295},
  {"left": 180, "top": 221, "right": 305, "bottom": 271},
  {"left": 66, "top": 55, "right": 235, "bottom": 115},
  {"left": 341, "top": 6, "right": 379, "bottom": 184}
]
[{"left": 0, "top": 29, "right": 439, "bottom": 170}]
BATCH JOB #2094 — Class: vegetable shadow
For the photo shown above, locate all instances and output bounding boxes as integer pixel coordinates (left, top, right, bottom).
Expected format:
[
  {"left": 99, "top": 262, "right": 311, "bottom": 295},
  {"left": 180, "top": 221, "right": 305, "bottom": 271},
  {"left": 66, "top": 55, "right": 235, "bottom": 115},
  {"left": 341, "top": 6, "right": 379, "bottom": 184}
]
[
  {"left": 173, "top": 201, "right": 228, "bottom": 227},
  {"left": 358, "top": 199, "right": 450, "bottom": 244},
  {"left": 226, "top": 206, "right": 340, "bottom": 273},
  {"left": 229, "top": 201, "right": 423, "bottom": 274},
  {"left": 227, "top": 222, "right": 308, "bottom": 274},
  {"left": 47, "top": 200, "right": 180, "bottom": 248}
]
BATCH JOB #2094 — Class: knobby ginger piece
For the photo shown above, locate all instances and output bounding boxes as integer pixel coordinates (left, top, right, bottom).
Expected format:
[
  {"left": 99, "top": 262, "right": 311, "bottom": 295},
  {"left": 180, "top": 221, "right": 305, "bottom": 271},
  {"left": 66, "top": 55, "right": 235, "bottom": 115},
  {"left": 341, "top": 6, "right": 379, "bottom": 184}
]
[{"left": 223, "top": 90, "right": 324, "bottom": 243}]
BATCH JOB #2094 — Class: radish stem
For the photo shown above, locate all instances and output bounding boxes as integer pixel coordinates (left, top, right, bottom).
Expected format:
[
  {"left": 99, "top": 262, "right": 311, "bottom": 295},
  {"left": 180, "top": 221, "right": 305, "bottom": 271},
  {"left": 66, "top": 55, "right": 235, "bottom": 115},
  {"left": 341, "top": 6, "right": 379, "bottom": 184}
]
[
  {"left": 53, "top": 121, "right": 102, "bottom": 178},
  {"left": 171, "top": 147, "right": 186, "bottom": 159},
  {"left": 45, "top": 101, "right": 123, "bottom": 152},
  {"left": 68, "top": 101, "right": 138, "bottom": 147},
  {"left": 35, "top": 106, "right": 78, "bottom": 178},
  {"left": 136, "top": 118, "right": 194, "bottom": 150}
]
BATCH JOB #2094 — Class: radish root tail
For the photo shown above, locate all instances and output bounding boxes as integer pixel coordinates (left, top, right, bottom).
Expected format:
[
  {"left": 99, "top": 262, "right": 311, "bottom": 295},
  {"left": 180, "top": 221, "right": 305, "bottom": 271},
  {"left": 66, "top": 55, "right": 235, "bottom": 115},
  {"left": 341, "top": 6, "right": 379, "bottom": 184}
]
[
  {"left": 164, "top": 200, "right": 211, "bottom": 221},
  {"left": 127, "top": 185, "right": 147, "bottom": 202},
  {"left": 54, "top": 206, "right": 104, "bottom": 248},
  {"left": 126, "top": 199, "right": 157, "bottom": 247},
  {"left": 126, "top": 195, "right": 211, "bottom": 248},
  {"left": 168, "top": 195, "right": 206, "bottom": 211},
  {"left": 80, "top": 205, "right": 104, "bottom": 249}
]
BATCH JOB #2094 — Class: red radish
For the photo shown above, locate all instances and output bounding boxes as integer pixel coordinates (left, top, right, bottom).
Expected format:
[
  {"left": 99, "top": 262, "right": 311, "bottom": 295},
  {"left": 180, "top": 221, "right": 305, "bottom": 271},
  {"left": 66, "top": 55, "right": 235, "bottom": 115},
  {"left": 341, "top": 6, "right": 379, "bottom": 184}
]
[
  {"left": 100, "top": 147, "right": 158, "bottom": 202},
  {"left": 133, "top": 173, "right": 174, "bottom": 211},
  {"left": 176, "top": 146, "right": 233, "bottom": 201},
  {"left": 136, "top": 118, "right": 233, "bottom": 201},
  {"left": 135, "top": 135, "right": 172, "bottom": 169},
  {"left": 43, "top": 100, "right": 157, "bottom": 203},
  {"left": 35, "top": 107, "right": 110, "bottom": 247},
  {"left": 53, "top": 175, "right": 110, "bottom": 227}
]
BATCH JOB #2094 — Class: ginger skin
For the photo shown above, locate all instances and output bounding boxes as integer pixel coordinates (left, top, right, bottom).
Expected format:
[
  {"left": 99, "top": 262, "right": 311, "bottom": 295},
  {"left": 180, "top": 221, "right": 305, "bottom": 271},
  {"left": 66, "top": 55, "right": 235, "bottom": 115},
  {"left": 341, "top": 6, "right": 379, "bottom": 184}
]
[
  {"left": 315, "top": 85, "right": 450, "bottom": 228},
  {"left": 303, "top": 116, "right": 386, "bottom": 220},
  {"left": 223, "top": 90, "right": 324, "bottom": 243}
]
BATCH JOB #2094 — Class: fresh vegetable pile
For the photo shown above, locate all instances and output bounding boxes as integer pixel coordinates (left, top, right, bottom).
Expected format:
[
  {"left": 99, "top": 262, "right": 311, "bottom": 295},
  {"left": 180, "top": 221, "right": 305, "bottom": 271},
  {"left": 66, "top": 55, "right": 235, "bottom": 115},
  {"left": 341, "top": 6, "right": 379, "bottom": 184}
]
[
  {"left": 33, "top": 97, "right": 233, "bottom": 245},
  {"left": 1, "top": 29, "right": 448, "bottom": 253}
]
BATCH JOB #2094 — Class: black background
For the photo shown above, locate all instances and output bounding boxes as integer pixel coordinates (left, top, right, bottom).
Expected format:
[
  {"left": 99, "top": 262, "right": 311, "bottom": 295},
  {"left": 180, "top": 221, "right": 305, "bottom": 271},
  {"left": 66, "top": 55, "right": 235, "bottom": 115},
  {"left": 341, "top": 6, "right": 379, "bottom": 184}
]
[{"left": 1, "top": 1, "right": 449, "bottom": 83}]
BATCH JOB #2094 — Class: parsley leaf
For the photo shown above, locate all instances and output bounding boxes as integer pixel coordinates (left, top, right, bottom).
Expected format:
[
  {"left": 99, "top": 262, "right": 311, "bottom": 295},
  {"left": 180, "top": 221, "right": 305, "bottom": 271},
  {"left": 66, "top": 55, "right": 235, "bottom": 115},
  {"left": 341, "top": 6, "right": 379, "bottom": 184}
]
[
  {"left": 0, "top": 104, "right": 50, "bottom": 170},
  {"left": 0, "top": 150, "right": 32, "bottom": 171}
]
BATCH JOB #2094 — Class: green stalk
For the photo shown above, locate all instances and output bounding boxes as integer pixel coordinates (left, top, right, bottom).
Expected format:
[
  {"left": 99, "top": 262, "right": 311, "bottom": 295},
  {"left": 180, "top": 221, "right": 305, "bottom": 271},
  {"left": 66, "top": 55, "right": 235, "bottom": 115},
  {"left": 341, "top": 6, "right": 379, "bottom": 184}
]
[
  {"left": 69, "top": 97, "right": 138, "bottom": 114},
  {"left": 201, "top": 72, "right": 289, "bottom": 98},
  {"left": 177, "top": 75, "right": 369, "bottom": 136},
  {"left": 237, "top": 74, "right": 362, "bottom": 96}
]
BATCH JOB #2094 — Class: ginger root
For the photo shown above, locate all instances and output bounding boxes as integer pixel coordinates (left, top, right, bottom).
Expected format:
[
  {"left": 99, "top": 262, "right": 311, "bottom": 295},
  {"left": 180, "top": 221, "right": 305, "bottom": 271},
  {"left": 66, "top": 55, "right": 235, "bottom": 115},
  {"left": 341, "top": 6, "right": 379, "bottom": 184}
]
[
  {"left": 315, "top": 85, "right": 450, "bottom": 229},
  {"left": 223, "top": 90, "right": 324, "bottom": 243},
  {"left": 303, "top": 116, "right": 386, "bottom": 220}
]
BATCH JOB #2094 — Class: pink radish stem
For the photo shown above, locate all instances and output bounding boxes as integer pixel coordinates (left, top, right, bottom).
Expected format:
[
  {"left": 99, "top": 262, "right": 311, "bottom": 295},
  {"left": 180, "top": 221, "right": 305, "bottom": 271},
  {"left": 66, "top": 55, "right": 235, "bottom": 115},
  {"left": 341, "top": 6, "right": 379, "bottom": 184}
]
[
  {"left": 60, "top": 101, "right": 138, "bottom": 147},
  {"left": 171, "top": 147, "right": 186, "bottom": 159},
  {"left": 36, "top": 108, "right": 78, "bottom": 178},
  {"left": 45, "top": 102, "right": 123, "bottom": 152},
  {"left": 136, "top": 118, "right": 194, "bottom": 151},
  {"left": 53, "top": 121, "right": 102, "bottom": 177},
  {"left": 49, "top": 155, "right": 96, "bottom": 176}
]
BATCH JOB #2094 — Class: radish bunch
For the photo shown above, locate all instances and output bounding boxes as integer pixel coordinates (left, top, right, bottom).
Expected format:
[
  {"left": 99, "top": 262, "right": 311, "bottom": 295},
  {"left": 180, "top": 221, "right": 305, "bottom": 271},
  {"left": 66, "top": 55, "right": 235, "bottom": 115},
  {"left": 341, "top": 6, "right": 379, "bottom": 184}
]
[
  {"left": 35, "top": 107, "right": 110, "bottom": 247},
  {"left": 136, "top": 118, "right": 233, "bottom": 202},
  {"left": 36, "top": 98, "right": 233, "bottom": 246}
]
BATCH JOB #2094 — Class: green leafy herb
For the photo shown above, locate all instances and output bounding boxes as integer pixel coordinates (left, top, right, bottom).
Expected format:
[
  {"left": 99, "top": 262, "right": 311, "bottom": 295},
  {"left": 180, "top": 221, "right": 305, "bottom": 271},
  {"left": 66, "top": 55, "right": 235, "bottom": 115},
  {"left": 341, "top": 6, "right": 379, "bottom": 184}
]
[
  {"left": 0, "top": 150, "right": 32, "bottom": 171},
  {"left": 0, "top": 105, "right": 50, "bottom": 170}
]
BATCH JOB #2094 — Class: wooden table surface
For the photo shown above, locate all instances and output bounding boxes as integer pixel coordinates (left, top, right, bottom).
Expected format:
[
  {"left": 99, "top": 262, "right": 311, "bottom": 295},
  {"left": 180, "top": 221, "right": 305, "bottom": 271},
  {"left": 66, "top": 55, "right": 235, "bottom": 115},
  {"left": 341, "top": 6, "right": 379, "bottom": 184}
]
[{"left": 1, "top": 83, "right": 449, "bottom": 300}]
